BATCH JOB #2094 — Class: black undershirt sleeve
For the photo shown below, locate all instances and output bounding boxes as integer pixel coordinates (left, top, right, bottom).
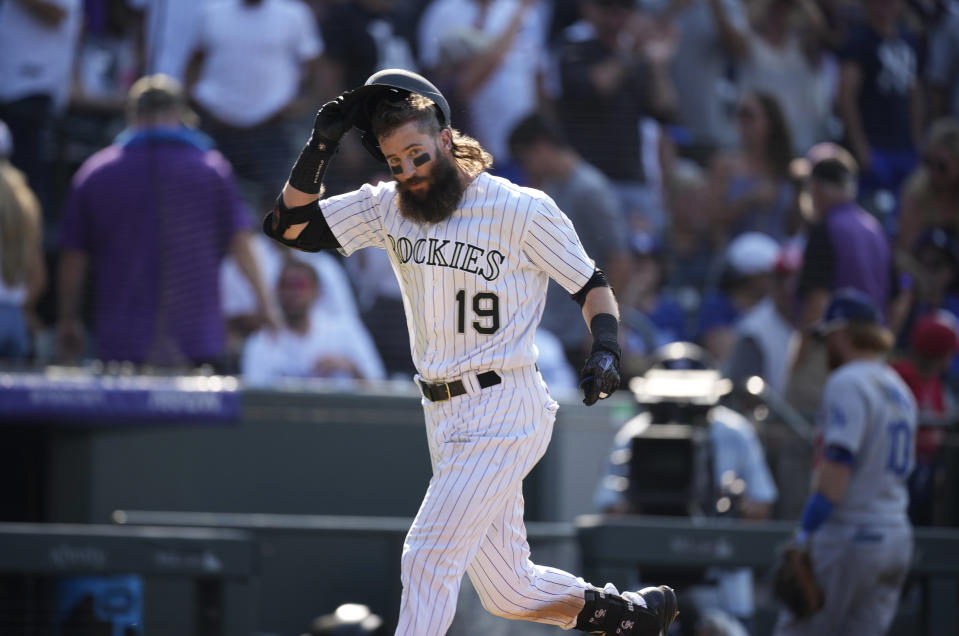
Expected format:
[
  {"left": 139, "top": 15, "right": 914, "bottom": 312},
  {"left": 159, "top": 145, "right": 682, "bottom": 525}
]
[
  {"left": 798, "top": 222, "right": 835, "bottom": 296},
  {"left": 571, "top": 269, "right": 610, "bottom": 306}
]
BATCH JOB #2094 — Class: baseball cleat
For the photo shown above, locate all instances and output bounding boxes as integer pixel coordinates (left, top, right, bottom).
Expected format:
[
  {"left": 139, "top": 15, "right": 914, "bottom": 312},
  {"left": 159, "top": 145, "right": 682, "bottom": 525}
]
[{"left": 636, "top": 585, "right": 678, "bottom": 635}]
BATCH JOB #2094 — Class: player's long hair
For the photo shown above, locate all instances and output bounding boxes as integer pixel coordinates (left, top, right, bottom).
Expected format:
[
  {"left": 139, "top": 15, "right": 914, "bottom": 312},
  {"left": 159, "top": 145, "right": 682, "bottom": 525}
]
[
  {"left": 847, "top": 323, "right": 895, "bottom": 355},
  {"left": 371, "top": 94, "right": 493, "bottom": 177}
]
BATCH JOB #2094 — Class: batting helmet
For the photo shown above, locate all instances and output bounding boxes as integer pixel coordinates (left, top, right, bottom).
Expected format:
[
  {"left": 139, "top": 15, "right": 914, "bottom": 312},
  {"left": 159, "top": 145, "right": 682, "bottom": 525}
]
[{"left": 350, "top": 69, "right": 451, "bottom": 162}]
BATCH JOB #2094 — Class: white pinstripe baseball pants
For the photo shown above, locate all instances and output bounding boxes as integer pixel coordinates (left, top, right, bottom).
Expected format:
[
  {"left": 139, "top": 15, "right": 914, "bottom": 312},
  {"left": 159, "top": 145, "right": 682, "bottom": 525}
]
[{"left": 395, "top": 365, "right": 591, "bottom": 635}]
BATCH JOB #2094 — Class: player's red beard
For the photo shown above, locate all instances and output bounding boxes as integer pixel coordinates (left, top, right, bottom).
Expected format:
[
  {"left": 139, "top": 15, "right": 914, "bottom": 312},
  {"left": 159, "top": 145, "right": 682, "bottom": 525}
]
[{"left": 395, "top": 151, "right": 466, "bottom": 224}]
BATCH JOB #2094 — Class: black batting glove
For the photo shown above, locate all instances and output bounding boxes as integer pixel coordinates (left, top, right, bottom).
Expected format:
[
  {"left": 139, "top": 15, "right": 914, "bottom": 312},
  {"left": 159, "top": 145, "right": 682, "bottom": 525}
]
[
  {"left": 308, "top": 90, "right": 359, "bottom": 149},
  {"left": 579, "top": 345, "right": 621, "bottom": 406},
  {"left": 288, "top": 90, "right": 359, "bottom": 194},
  {"left": 580, "top": 313, "right": 622, "bottom": 406}
]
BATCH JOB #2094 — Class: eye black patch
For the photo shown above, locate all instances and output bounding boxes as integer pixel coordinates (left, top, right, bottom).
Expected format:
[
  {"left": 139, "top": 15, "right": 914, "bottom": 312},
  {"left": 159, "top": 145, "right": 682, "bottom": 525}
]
[
  {"left": 412, "top": 153, "right": 432, "bottom": 167},
  {"left": 390, "top": 164, "right": 403, "bottom": 175}
]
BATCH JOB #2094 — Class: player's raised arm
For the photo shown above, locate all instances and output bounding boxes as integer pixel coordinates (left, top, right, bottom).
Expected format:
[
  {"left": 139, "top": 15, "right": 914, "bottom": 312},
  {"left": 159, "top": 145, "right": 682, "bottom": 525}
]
[{"left": 262, "top": 92, "right": 358, "bottom": 251}]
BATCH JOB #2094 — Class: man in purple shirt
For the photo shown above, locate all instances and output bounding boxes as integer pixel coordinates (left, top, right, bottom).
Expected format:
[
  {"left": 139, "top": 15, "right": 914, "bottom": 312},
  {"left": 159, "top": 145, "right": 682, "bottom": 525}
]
[
  {"left": 798, "top": 154, "right": 905, "bottom": 330},
  {"left": 787, "top": 150, "right": 907, "bottom": 415},
  {"left": 56, "top": 74, "right": 276, "bottom": 369}
]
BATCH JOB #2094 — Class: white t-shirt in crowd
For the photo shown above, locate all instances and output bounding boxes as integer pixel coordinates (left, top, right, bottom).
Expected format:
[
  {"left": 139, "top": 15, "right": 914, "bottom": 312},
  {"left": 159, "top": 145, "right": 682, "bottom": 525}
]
[
  {"left": 0, "top": 0, "right": 83, "bottom": 110},
  {"left": 192, "top": 0, "right": 322, "bottom": 126},
  {"left": 127, "top": 0, "right": 206, "bottom": 82},
  {"left": 220, "top": 233, "right": 359, "bottom": 320},
  {"left": 241, "top": 310, "right": 385, "bottom": 386}
]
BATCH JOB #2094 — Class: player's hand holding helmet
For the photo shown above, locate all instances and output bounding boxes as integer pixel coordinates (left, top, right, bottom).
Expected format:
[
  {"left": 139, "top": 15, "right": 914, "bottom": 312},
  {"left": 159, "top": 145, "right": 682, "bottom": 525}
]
[
  {"left": 287, "top": 90, "right": 360, "bottom": 194},
  {"left": 580, "top": 343, "right": 622, "bottom": 406},
  {"left": 308, "top": 90, "right": 360, "bottom": 149}
]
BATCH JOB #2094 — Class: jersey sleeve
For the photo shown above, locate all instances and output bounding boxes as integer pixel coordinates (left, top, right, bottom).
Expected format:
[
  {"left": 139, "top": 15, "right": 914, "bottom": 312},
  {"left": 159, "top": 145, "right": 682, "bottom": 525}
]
[
  {"left": 820, "top": 372, "right": 867, "bottom": 456},
  {"left": 521, "top": 198, "right": 596, "bottom": 294},
  {"left": 319, "top": 183, "right": 388, "bottom": 256}
]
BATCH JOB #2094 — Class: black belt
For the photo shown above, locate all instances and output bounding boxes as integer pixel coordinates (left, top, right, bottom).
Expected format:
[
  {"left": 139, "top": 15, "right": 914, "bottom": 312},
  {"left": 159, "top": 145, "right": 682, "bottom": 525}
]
[{"left": 418, "top": 371, "right": 501, "bottom": 402}]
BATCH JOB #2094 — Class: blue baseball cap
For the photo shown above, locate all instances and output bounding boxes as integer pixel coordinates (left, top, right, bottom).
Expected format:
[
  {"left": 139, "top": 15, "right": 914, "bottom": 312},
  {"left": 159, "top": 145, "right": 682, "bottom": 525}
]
[{"left": 810, "top": 288, "right": 882, "bottom": 337}]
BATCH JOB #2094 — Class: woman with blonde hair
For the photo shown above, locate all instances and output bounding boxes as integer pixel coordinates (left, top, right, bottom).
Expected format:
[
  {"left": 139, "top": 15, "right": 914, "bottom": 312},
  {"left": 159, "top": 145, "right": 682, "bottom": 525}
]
[{"left": 0, "top": 122, "right": 46, "bottom": 360}]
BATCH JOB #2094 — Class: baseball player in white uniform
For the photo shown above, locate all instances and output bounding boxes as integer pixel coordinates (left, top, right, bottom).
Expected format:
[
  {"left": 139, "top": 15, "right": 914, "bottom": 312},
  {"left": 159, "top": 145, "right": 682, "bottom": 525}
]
[
  {"left": 774, "top": 288, "right": 917, "bottom": 636},
  {"left": 263, "top": 69, "right": 678, "bottom": 636}
]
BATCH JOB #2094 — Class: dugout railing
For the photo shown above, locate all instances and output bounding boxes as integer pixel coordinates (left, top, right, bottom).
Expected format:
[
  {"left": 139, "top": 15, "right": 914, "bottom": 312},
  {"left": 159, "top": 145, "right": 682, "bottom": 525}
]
[{"left": 109, "top": 510, "right": 959, "bottom": 636}]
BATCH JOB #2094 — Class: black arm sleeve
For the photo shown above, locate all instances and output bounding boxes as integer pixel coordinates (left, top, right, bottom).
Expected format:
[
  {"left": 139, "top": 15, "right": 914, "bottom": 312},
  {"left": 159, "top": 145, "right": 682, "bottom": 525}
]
[{"left": 262, "top": 204, "right": 341, "bottom": 252}]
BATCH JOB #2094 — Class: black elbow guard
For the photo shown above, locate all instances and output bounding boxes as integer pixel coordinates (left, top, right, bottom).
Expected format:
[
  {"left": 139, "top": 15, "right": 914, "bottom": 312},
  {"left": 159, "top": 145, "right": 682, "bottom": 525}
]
[
  {"left": 571, "top": 269, "right": 611, "bottom": 307},
  {"left": 267, "top": 195, "right": 318, "bottom": 235},
  {"left": 262, "top": 197, "right": 341, "bottom": 252}
]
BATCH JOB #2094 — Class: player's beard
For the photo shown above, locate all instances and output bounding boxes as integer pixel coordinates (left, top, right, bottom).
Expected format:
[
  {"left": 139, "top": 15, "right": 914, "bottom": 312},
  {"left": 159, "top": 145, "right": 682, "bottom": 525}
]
[{"left": 396, "top": 152, "right": 465, "bottom": 224}]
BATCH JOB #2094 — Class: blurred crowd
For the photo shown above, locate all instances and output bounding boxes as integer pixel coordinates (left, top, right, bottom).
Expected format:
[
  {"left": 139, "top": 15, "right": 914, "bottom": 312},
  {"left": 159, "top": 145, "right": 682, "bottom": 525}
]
[{"left": 1, "top": 0, "right": 959, "bottom": 507}]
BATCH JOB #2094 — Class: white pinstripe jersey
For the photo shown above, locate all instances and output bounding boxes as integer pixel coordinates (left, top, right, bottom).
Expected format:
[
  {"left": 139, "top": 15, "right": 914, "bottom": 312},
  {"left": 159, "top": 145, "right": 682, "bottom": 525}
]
[{"left": 320, "top": 172, "right": 596, "bottom": 381}]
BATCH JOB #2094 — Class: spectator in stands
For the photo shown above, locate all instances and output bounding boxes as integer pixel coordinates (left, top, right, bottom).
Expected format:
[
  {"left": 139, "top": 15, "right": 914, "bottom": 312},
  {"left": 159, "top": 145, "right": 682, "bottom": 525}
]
[
  {"left": 220, "top": 233, "right": 360, "bottom": 370},
  {"left": 706, "top": 90, "right": 796, "bottom": 244},
  {"left": 661, "top": 0, "right": 750, "bottom": 162},
  {"left": 904, "top": 227, "right": 959, "bottom": 333},
  {"left": 723, "top": 243, "right": 802, "bottom": 394},
  {"left": 0, "top": 121, "right": 46, "bottom": 361},
  {"left": 619, "top": 233, "right": 689, "bottom": 381},
  {"left": 789, "top": 148, "right": 906, "bottom": 414},
  {"left": 660, "top": 160, "right": 716, "bottom": 302},
  {"left": 796, "top": 152, "right": 904, "bottom": 333},
  {"left": 508, "top": 111, "right": 631, "bottom": 366},
  {"left": 553, "top": 0, "right": 678, "bottom": 234},
  {"left": 891, "top": 310, "right": 959, "bottom": 526},
  {"left": 739, "top": 0, "right": 835, "bottom": 154},
  {"left": 241, "top": 259, "right": 385, "bottom": 386},
  {"left": 0, "top": 0, "right": 83, "bottom": 215},
  {"left": 128, "top": 0, "right": 207, "bottom": 83},
  {"left": 896, "top": 118, "right": 959, "bottom": 260},
  {"left": 187, "top": 0, "right": 324, "bottom": 211},
  {"left": 697, "top": 231, "right": 781, "bottom": 364},
  {"left": 837, "top": 0, "right": 923, "bottom": 220},
  {"left": 417, "top": 0, "right": 547, "bottom": 169},
  {"left": 71, "top": 0, "right": 140, "bottom": 114},
  {"left": 56, "top": 74, "right": 276, "bottom": 369},
  {"left": 925, "top": 2, "right": 959, "bottom": 122}
]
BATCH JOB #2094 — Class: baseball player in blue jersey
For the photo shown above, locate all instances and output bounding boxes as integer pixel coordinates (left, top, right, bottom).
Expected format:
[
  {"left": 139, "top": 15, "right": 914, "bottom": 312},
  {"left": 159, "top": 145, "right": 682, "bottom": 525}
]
[
  {"left": 774, "top": 288, "right": 918, "bottom": 636},
  {"left": 262, "top": 69, "right": 678, "bottom": 635}
]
